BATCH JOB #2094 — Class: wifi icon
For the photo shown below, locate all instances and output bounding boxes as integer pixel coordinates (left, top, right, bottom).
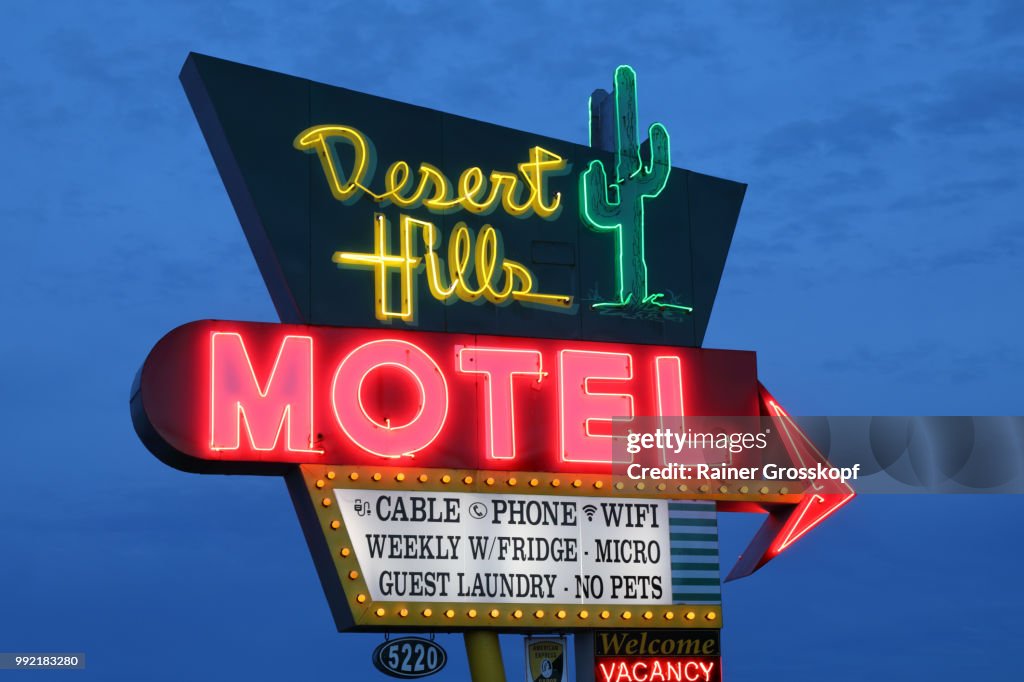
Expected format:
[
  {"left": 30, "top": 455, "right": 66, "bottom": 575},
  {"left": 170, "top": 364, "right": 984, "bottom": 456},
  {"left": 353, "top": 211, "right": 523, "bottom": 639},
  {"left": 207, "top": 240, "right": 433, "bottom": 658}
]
[{"left": 582, "top": 504, "right": 598, "bottom": 522}]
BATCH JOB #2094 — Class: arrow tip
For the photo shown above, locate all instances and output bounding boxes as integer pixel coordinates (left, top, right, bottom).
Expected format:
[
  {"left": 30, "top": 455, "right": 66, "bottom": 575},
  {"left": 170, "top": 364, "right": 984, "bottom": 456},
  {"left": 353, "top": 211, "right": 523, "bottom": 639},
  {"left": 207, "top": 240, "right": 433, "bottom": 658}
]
[{"left": 724, "top": 384, "right": 856, "bottom": 581}]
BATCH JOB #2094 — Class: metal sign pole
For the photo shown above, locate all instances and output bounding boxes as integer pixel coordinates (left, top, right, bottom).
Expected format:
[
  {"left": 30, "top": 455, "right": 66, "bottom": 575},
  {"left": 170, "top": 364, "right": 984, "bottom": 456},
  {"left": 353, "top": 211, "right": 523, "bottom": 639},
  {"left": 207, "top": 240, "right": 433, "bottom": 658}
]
[
  {"left": 574, "top": 633, "right": 595, "bottom": 682},
  {"left": 464, "top": 631, "right": 507, "bottom": 682}
]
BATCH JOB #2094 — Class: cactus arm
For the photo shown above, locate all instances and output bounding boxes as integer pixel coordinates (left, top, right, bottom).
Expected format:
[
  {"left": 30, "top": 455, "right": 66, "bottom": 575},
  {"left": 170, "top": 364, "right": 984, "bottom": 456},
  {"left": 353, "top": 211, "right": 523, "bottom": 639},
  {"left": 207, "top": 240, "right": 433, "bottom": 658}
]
[
  {"left": 579, "top": 160, "right": 620, "bottom": 230},
  {"left": 581, "top": 159, "right": 630, "bottom": 304},
  {"left": 636, "top": 122, "right": 671, "bottom": 196}
]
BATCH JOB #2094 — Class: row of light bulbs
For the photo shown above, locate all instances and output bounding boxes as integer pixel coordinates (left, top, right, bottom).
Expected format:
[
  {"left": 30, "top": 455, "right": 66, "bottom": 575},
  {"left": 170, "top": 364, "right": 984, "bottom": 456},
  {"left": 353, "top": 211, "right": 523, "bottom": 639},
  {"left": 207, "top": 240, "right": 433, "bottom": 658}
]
[{"left": 355, "top": 600, "right": 718, "bottom": 623}]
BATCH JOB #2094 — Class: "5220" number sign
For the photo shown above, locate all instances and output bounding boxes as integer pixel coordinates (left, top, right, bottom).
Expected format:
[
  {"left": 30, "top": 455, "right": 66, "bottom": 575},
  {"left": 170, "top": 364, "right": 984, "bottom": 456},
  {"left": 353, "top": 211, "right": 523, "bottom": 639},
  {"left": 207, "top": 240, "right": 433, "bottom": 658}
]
[{"left": 372, "top": 637, "right": 448, "bottom": 679}]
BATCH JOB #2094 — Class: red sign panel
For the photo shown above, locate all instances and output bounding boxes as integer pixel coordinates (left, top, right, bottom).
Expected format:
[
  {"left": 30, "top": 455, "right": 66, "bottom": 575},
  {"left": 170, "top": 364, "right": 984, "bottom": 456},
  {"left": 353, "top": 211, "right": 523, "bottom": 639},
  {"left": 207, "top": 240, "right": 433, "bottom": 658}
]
[
  {"left": 132, "top": 320, "right": 759, "bottom": 475},
  {"left": 596, "top": 657, "right": 720, "bottom": 682}
]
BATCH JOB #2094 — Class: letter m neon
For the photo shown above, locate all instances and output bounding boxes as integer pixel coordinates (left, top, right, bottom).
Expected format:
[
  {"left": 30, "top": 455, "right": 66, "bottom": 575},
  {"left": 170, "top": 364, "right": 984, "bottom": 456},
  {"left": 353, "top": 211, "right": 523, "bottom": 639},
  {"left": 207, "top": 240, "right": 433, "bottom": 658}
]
[{"left": 209, "top": 332, "right": 321, "bottom": 454}]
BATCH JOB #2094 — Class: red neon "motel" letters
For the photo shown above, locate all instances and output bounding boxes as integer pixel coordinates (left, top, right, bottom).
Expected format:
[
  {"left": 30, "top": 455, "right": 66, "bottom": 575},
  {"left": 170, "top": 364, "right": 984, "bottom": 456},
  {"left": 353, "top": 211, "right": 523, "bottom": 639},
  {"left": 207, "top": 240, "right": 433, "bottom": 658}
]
[{"left": 134, "top": 320, "right": 759, "bottom": 474}]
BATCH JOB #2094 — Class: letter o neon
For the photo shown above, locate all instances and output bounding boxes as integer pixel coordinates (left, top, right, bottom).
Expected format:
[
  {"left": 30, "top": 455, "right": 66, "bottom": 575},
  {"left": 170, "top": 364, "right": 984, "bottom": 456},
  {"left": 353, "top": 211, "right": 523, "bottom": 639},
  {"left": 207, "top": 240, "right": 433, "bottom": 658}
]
[{"left": 332, "top": 339, "right": 448, "bottom": 457}]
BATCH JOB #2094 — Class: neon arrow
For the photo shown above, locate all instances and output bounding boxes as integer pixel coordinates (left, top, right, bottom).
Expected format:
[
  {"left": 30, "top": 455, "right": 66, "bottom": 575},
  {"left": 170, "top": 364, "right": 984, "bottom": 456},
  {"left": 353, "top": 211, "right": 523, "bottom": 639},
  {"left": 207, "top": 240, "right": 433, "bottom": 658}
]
[{"left": 725, "top": 385, "right": 855, "bottom": 581}]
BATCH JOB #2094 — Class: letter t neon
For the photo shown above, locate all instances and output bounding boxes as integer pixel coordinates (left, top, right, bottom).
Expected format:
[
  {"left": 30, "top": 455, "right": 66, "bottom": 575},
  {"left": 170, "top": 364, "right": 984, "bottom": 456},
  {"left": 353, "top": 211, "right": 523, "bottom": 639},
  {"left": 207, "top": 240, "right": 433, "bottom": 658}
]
[{"left": 456, "top": 347, "right": 543, "bottom": 460}]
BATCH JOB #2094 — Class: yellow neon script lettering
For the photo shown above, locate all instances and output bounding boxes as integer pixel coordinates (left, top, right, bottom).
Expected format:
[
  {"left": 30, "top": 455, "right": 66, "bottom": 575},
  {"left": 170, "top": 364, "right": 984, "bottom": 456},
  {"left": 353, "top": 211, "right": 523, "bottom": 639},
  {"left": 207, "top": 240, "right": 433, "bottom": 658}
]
[
  {"left": 294, "top": 125, "right": 566, "bottom": 219},
  {"left": 333, "top": 214, "right": 573, "bottom": 321},
  {"left": 330, "top": 214, "right": 420, "bottom": 321}
]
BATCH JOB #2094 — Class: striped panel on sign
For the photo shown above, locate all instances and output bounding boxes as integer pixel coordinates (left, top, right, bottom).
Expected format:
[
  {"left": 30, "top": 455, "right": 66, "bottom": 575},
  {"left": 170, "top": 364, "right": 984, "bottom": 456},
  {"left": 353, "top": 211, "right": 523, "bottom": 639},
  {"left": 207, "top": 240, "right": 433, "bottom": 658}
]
[{"left": 668, "top": 500, "right": 721, "bottom": 604}]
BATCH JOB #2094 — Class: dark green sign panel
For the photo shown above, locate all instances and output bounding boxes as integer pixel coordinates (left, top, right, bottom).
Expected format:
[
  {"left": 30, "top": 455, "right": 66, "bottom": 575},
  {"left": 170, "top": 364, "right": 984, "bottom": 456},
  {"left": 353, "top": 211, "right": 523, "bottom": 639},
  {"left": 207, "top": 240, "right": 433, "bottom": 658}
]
[{"left": 181, "top": 53, "right": 744, "bottom": 346}]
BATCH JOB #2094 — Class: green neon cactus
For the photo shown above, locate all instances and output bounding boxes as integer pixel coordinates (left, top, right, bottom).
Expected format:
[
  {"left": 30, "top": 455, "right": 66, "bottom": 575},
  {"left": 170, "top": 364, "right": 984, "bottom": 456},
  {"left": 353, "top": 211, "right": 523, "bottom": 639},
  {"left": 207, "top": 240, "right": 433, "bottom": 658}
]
[{"left": 580, "top": 65, "right": 692, "bottom": 316}]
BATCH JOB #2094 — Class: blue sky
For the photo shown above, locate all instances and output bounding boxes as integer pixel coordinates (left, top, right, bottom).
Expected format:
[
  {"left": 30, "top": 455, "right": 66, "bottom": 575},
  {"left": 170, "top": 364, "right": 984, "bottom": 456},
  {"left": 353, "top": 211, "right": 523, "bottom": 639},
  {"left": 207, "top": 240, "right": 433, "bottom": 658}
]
[{"left": 1, "top": 2, "right": 1021, "bottom": 680}]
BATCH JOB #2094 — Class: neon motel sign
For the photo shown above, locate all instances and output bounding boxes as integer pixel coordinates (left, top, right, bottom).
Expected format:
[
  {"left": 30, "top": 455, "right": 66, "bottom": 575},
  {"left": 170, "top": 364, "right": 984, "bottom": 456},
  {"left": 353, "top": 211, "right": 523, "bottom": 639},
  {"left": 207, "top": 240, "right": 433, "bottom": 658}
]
[
  {"left": 136, "top": 321, "right": 756, "bottom": 472},
  {"left": 131, "top": 54, "right": 855, "bottom": 635}
]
